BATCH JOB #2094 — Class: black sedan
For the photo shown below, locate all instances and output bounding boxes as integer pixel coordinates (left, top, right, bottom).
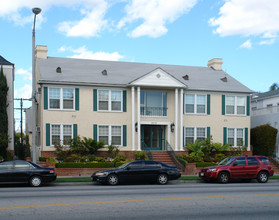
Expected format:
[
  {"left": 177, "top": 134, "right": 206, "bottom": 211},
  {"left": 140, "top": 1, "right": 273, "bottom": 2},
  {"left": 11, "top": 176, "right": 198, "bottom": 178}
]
[
  {"left": 0, "top": 160, "right": 56, "bottom": 187},
  {"left": 92, "top": 160, "right": 181, "bottom": 185}
]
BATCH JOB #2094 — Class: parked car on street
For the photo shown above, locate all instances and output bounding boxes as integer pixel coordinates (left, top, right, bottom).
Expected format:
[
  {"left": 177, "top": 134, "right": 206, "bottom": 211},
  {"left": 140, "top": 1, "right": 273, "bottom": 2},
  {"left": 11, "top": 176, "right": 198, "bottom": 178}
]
[
  {"left": 92, "top": 160, "right": 181, "bottom": 185},
  {"left": 0, "top": 160, "right": 56, "bottom": 187},
  {"left": 199, "top": 156, "right": 274, "bottom": 183}
]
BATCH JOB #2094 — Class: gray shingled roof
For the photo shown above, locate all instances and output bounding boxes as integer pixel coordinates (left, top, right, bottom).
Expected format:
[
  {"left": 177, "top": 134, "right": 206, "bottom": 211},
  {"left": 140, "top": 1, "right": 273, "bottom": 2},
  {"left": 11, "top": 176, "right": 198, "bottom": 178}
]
[
  {"left": 0, "top": 56, "right": 14, "bottom": 66},
  {"left": 252, "top": 89, "right": 279, "bottom": 100},
  {"left": 37, "top": 57, "right": 253, "bottom": 93}
]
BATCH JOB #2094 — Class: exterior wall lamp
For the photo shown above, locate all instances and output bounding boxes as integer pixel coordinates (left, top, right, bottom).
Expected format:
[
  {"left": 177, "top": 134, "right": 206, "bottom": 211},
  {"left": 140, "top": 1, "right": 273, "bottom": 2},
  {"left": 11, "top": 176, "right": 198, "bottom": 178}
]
[
  {"left": 171, "top": 123, "right": 175, "bottom": 132},
  {"left": 135, "top": 122, "right": 138, "bottom": 132}
]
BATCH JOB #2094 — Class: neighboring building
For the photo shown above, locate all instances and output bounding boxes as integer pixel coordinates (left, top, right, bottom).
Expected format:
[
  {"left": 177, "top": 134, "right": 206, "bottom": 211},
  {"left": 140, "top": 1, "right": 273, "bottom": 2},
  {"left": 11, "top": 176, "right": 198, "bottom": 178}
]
[
  {"left": 0, "top": 56, "right": 15, "bottom": 154},
  {"left": 251, "top": 90, "right": 279, "bottom": 157},
  {"left": 31, "top": 46, "right": 253, "bottom": 158}
]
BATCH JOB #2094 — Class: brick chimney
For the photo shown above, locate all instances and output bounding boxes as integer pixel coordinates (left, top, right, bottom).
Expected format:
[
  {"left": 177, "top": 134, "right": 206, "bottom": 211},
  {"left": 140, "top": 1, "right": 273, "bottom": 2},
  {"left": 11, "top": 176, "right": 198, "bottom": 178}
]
[
  {"left": 36, "top": 45, "right": 48, "bottom": 59},
  {"left": 207, "top": 58, "right": 223, "bottom": 71}
]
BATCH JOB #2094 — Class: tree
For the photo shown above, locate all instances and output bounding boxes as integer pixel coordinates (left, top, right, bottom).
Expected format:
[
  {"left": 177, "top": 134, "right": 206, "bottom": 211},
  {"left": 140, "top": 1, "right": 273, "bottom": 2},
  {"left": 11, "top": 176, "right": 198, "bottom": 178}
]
[
  {"left": 269, "top": 83, "right": 279, "bottom": 91},
  {"left": 251, "top": 124, "right": 277, "bottom": 156},
  {"left": 0, "top": 66, "right": 9, "bottom": 159}
]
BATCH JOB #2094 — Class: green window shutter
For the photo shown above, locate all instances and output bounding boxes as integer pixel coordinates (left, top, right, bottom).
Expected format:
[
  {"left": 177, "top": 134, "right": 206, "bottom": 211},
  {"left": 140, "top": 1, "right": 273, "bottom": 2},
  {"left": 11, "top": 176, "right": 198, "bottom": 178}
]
[
  {"left": 123, "top": 90, "right": 127, "bottom": 112},
  {"left": 207, "top": 127, "right": 211, "bottom": 138},
  {"left": 75, "top": 88, "right": 79, "bottom": 111},
  {"left": 183, "top": 127, "right": 185, "bottom": 147},
  {"left": 207, "top": 94, "right": 211, "bottom": 115},
  {"left": 44, "top": 87, "right": 48, "bottom": 110},
  {"left": 222, "top": 95, "right": 225, "bottom": 115},
  {"left": 123, "top": 125, "right": 127, "bottom": 146},
  {"left": 93, "top": 89, "right": 97, "bottom": 111},
  {"left": 93, "top": 124, "right": 98, "bottom": 140},
  {"left": 245, "top": 128, "right": 248, "bottom": 147},
  {"left": 246, "top": 96, "right": 250, "bottom": 116},
  {"left": 223, "top": 127, "right": 227, "bottom": 145},
  {"left": 73, "top": 124, "right": 78, "bottom": 137},
  {"left": 46, "top": 123, "right": 50, "bottom": 146}
]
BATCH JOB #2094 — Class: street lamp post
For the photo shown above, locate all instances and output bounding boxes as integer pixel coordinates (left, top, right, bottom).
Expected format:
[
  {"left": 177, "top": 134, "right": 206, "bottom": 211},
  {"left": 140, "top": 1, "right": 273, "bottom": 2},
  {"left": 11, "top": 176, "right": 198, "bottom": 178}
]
[{"left": 32, "top": 7, "right": 41, "bottom": 163}]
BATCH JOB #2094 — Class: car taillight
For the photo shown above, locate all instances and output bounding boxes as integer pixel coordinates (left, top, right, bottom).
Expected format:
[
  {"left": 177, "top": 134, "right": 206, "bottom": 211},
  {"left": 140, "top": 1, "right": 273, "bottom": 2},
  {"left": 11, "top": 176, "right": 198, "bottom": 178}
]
[{"left": 49, "top": 169, "right": 55, "bottom": 174}]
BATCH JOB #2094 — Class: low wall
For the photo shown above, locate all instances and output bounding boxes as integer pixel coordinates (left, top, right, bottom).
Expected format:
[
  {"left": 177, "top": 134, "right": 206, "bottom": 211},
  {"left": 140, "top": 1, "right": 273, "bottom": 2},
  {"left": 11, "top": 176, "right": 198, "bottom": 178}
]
[{"left": 55, "top": 168, "right": 102, "bottom": 177}]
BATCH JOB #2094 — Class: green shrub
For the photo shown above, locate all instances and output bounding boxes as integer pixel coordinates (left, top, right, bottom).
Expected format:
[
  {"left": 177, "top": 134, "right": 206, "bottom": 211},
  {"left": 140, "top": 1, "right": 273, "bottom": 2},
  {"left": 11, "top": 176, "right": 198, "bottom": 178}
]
[
  {"left": 55, "top": 162, "right": 125, "bottom": 168},
  {"left": 0, "top": 155, "right": 3, "bottom": 161},
  {"left": 39, "top": 157, "right": 47, "bottom": 162},
  {"left": 176, "top": 155, "right": 186, "bottom": 167},
  {"left": 133, "top": 151, "right": 146, "bottom": 160},
  {"left": 196, "top": 162, "right": 217, "bottom": 167},
  {"left": 115, "top": 155, "right": 126, "bottom": 161},
  {"left": 214, "top": 153, "right": 226, "bottom": 163},
  {"left": 6, "top": 151, "right": 13, "bottom": 161},
  {"left": 251, "top": 124, "right": 277, "bottom": 156}
]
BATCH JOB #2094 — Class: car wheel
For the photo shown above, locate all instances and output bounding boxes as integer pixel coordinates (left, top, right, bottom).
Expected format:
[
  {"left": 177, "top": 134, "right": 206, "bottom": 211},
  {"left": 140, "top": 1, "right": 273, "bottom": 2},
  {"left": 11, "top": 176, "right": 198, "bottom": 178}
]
[
  {"left": 29, "top": 176, "right": 42, "bottom": 187},
  {"left": 107, "top": 174, "right": 119, "bottom": 185},
  {"left": 257, "top": 171, "right": 269, "bottom": 183},
  {"left": 157, "top": 174, "right": 168, "bottom": 185},
  {"left": 218, "top": 172, "right": 229, "bottom": 184}
]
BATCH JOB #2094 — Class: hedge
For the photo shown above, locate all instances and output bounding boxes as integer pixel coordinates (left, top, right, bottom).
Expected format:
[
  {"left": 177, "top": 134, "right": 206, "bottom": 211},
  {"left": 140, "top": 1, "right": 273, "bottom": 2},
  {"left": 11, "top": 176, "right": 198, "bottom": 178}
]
[
  {"left": 55, "top": 162, "right": 125, "bottom": 168},
  {"left": 196, "top": 162, "right": 217, "bottom": 167}
]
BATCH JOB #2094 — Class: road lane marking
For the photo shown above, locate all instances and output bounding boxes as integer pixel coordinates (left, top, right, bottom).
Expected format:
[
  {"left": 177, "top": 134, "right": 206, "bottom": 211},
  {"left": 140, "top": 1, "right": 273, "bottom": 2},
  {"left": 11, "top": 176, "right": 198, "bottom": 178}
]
[{"left": 1, "top": 193, "right": 279, "bottom": 210}]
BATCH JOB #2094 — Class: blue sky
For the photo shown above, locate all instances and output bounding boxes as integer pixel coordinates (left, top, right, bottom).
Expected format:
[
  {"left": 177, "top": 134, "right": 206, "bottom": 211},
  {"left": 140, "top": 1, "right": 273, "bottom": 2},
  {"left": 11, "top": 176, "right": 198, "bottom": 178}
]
[{"left": 0, "top": 0, "right": 278, "bottom": 131}]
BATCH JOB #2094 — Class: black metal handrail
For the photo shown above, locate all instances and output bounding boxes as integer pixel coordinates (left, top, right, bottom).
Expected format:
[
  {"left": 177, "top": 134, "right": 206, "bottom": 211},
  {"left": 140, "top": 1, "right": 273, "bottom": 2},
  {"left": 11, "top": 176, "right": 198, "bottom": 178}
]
[{"left": 166, "top": 141, "right": 185, "bottom": 172}]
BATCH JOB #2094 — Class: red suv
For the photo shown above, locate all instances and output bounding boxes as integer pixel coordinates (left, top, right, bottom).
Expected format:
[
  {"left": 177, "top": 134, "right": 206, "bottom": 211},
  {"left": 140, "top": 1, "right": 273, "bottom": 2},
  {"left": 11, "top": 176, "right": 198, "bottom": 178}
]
[{"left": 199, "top": 156, "right": 274, "bottom": 183}]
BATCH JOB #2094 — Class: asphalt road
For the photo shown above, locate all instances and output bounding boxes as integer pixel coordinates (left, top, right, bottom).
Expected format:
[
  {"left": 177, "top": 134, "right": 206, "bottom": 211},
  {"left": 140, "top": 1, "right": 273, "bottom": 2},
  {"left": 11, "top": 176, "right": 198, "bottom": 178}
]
[{"left": 0, "top": 181, "right": 279, "bottom": 220}]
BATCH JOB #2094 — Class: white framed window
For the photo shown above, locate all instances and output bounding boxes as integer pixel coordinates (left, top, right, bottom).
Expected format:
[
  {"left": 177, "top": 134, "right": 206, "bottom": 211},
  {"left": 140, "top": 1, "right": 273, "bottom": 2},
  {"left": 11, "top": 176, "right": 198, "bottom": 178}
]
[
  {"left": 184, "top": 127, "right": 207, "bottom": 144},
  {"left": 51, "top": 124, "right": 73, "bottom": 146},
  {"left": 227, "top": 128, "right": 244, "bottom": 147},
  {"left": 98, "top": 125, "right": 122, "bottom": 146},
  {"left": 49, "top": 88, "right": 74, "bottom": 110},
  {"left": 225, "top": 96, "right": 246, "bottom": 115},
  {"left": 98, "top": 90, "right": 122, "bottom": 112},
  {"left": 185, "top": 94, "right": 206, "bottom": 114}
]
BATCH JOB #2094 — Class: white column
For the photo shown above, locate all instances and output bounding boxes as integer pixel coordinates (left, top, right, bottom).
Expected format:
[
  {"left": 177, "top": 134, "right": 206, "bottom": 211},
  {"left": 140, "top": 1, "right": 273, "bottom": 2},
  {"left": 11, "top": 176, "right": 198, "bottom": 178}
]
[
  {"left": 131, "top": 87, "right": 135, "bottom": 151},
  {"left": 180, "top": 89, "right": 184, "bottom": 151},
  {"left": 137, "top": 87, "right": 141, "bottom": 151},
  {"left": 175, "top": 88, "right": 178, "bottom": 151}
]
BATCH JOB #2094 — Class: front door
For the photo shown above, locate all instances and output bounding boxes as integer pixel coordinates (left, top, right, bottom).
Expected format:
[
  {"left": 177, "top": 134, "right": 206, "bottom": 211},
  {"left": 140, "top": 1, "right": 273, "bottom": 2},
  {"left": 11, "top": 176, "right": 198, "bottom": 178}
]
[{"left": 141, "top": 125, "right": 165, "bottom": 150}]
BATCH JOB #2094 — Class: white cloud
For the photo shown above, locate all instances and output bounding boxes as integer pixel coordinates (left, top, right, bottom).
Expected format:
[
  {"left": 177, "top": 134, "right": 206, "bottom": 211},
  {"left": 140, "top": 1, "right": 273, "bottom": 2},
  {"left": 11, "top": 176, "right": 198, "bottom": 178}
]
[
  {"left": 209, "top": 0, "right": 279, "bottom": 44},
  {"left": 118, "top": 0, "right": 198, "bottom": 38},
  {"left": 16, "top": 68, "right": 32, "bottom": 81},
  {"left": 240, "top": 40, "right": 252, "bottom": 49},
  {"left": 58, "top": 46, "right": 124, "bottom": 61},
  {"left": 14, "top": 84, "right": 32, "bottom": 99},
  {"left": 0, "top": 0, "right": 109, "bottom": 37},
  {"left": 259, "top": 39, "right": 276, "bottom": 45}
]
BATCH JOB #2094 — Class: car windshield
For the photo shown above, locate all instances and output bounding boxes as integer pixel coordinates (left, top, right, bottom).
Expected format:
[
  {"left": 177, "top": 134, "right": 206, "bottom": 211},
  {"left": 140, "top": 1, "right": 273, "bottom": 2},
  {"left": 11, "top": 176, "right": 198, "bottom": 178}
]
[
  {"left": 118, "top": 162, "right": 131, "bottom": 169},
  {"left": 218, "top": 157, "right": 235, "bottom": 166}
]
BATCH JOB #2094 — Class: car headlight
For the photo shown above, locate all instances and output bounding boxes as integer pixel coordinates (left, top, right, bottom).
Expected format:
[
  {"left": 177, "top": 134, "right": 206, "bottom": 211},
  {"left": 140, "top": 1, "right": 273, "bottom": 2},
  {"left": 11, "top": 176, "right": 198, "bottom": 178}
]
[
  {"left": 209, "top": 168, "right": 217, "bottom": 172},
  {"left": 95, "top": 172, "right": 108, "bottom": 176}
]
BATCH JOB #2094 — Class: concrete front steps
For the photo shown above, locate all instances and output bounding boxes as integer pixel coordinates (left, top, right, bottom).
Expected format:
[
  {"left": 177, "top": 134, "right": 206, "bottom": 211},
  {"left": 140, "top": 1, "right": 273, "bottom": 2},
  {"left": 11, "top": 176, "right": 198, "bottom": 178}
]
[{"left": 152, "top": 151, "right": 176, "bottom": 167}]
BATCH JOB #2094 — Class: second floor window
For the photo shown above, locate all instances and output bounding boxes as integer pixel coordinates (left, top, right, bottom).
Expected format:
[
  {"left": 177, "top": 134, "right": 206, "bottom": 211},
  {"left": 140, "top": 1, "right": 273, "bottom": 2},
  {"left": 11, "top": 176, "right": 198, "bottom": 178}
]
[
  {"left": 185, "top": 94, "right": 206, "bottom": 114},
  {"left": 140, "top": 91, "right": 167, "bottom": 116},
  {"left": 98, "top": 90, "right": 122, "bottom": 111},
  {"left": 49, "top": 88, "right": 74, "bottom": 110},
  {"left": 225, "top": 96, "right": 246, "bottom": 115}
]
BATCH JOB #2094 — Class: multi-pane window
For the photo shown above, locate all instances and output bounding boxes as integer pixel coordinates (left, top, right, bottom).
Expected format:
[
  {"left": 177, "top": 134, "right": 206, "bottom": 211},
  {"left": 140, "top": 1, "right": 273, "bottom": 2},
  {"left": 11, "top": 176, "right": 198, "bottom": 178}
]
[
  {"left": 185, "top": 94, "right": 206, "bottom": 114},
  {"left": 140, "top": 91, "right": 167, "bottom": 116},
  {"left": 225, "top": 96, "right": 246, "bottom": 115},
  {"left": 51, "top": 124, "right": 73, "bottom": 146},
  {"left": 49, "top": 88, "right": 74, "bottom": 110},
  {"left": 98, "top": 90, "right": 122, "bottom": 111},
  {"left": 185, "top": 127, "right": 207, "bottom": 144},
  {"left": 227, "top": 128, "right": 244, "bottom": 147},
  {"left": 98, "top": 125, "right": 122, "bottom": 146}
]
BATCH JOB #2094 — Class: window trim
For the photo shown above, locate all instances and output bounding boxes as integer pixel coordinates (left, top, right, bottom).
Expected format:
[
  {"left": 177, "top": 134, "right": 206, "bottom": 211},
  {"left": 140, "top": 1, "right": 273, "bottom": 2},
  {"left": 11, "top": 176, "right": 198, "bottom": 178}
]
[
  {"left": 97, "top": 89, "right": 123, "bottom": 112},
  {"left": 184, "top": 94, "right": 207, "bottom": 115},
  {"left": 97, "top": 125, "right": 123, "bottom": 146},
  {"left": 225, "top": 95, "right": 246, "bottom": 116},
  {"left": 184, "top": 127, "right": 207, "bottom": 144},
  {"left": 227, "top": 127, "right": 245, "bottom": 147},
  {"left": 48, "top": 87, "right": 75, "bottom": 111},
  {"left": 50, "top": 124, "right": 73, "bottom": 146}
]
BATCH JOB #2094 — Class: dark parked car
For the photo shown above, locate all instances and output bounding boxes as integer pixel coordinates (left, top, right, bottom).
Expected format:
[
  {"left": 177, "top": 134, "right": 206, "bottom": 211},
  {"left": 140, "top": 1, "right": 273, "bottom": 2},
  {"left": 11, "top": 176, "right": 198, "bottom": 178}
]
[
  {"left": 0, "top": 160, "right": 56, "bottom": 187},
  {"left": 92, "top": 160, "right": 181, "bottom": 185},
  {"left": 199, "top": 156, "right": 274, "bottom": 183}
]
